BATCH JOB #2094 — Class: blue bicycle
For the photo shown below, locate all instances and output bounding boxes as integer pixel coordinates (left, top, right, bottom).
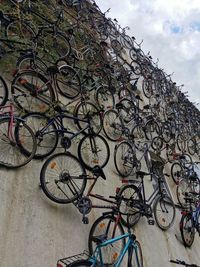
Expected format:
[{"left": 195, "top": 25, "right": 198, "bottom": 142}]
[
  {"left": 57, "top": 217, "right": 143, "bottom": 267},
  {"left": 180, "top": 192, "right": 200, "bottom": 247}
]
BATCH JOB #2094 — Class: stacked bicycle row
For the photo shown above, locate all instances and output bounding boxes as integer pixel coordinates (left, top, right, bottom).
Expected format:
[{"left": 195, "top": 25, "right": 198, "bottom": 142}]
[{"left": 0, "top": 0, "right": 200, "bottom": 266}]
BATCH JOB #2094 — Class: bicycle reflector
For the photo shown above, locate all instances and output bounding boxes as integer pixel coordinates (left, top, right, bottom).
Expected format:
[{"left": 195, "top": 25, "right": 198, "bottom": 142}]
[{"left": 115, "top": 187, "right": 120, "bottom": 193}]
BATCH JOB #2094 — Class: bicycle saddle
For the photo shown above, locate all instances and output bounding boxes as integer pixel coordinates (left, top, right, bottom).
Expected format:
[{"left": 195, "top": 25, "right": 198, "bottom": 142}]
[
  {"left": 143, "top": 105, "right": 150, "bottom": 110},
  {"left": 92, "top": 234, "right": 107, "bottom": 244},
  {"left": 47, "top": 65, "right": 59, "bottom": 75},
  {"left": 92, "top": 165, "right": 106, "bottom": 180},
  {"left": 135, "top": 95, "right": 143, "bottom": 101},
  {"left": 136, "top": 171, "right": 149, "bottom": 177}
]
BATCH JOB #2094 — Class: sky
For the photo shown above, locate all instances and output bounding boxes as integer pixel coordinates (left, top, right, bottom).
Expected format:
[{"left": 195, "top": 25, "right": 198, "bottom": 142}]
[{"left": 95, "top": 0, "right": 200, "bottom": 108}]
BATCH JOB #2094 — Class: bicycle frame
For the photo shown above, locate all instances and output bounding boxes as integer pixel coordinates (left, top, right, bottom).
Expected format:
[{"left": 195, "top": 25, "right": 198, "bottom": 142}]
[
  {"left": 38, "top": 111, "right": 92, "bottom": 141},
  {"left": 0, "top": 104, "right": 16, "bottom": 141},
  {"left": 89, "top": 233, "right": 141, "bottom": 267}
]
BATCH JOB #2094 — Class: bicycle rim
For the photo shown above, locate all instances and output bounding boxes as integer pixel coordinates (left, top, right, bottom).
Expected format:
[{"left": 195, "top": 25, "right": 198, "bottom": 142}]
[{"left": 40, "top": 152, "right": 86, "bottom": 204}]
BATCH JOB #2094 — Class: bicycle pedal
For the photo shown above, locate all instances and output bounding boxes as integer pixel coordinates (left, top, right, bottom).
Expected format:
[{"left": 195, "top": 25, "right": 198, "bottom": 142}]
[{"left": 148, "top": 219, "right": 155, "bottom": 225}]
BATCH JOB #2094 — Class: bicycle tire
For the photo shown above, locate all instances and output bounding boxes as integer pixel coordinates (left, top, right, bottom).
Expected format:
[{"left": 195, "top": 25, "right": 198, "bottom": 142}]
[
  {"left": 120, "top": 35, "right": 134, "bottom": 50},
  {"left": 88, "top": 214, "right": 125, "bottom": 265},
  {"left": 153, "top": 195, "right": 176, "bottom": 230},
  {"left": 118, "top": 98, "right": 136, "bottom": 123},
  {"left": 114, "top": 141, "right": 138, "bottom": 177},
  {"left": 187, "top": 138, "right": 196, "bottom": 156},
  {"left": 78, "top": 134, "right": 110, "bottom": 170},
  {"left": 161, "top": 122, "right": 172, "bottom": 143},
  {"left": 129, "top": 48, "right": 138, "bottom": 61},
  {"left": 11, "top": 70, "right": 55, "bottom": 113},
  {"left": 144, "top": 120, "right": 160, "bottom": 141},
  {"left": 171, "top": 162, "right": 183, "bottom": 184},
  {"left": 74, "top": 101, "right": 102, "bottom": 135},
  {"left": 103, "top": 109, "right": 123, "bottom": 141},
  {"left": 95, "top": 85, "right": 115, "bottom": 110},
  {"left": 177, "top": 134, "right": 186, "bottom": 152},
  {"left": 131, "top": 60, "right": 142, "bottom": 75},
  {"left": 69, "top": 260, "right": 92, "bottom": 267},
  {"left": 142, "top": 79, "right": 153, "bottom": 98},
  {"left": 118, "top": 184, "right": 142, "bottom": 227},
  {"left": 41, "top": 30, "right": 71, "bottom": 61},
  {"left": 6, "top": 20, "right": 35, "bottom": 47},
  {"left": 151, "top": 136, "right": 164, "bottom": 151},
  {"left": 0, "top": 117, "right": 36, "bottom": 168},
  {"left": 40, "top": 152, "right": 86, "bottom": 204},
  {"left": 16, "top": 54, "right": 48, "bottom": 74},
  {"left": 56, "top": 64, "right": 81, "bottom": 99},
  {"left": 22, "top": 112, "right": 58, "bottom": 159},
  {"left": 180, "top": 213, "right": 195, "bottom": 247},
  {"left": 0, "top": 75, "right": 8, "bottom": 106},
  {"left": 128, "top": 240, "right": 143, "bottom": 267},
  {"left": 176, "top": 179, "right": 191, "bottom": 208},
  {"left": 131, "top": 125, "right": 146, "bottom": 151}
]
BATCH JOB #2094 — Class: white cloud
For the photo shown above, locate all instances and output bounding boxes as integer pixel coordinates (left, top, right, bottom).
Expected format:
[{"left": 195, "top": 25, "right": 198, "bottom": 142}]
[{"left": 95, "top": 0, "right": 200, "bottom": 107}]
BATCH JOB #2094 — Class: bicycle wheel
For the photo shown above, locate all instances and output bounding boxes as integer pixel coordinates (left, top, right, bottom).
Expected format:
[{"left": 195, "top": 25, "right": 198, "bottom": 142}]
[
  {"left": 131, "top": 125, "right": 146, "bottom": 151},
  {"left": 118, "top": 98, "right": 136, "bottom": 123},
  {"left": 171, "top": 162, "right": 183, "bottom": 184},
  {"left": 161, "top": 122, "right": 172, "bottom": 143},
  {"left": 41, "top": 31, "right": 71, "bottom": 61},
  {"left": 6, "top": 20, "right": 35, "bottom": 47},
  {"left": 153, "top": 195, "right": 176, "bottom": 230},
  {"left": 151, "top": 136, "right": 164, "bottom": 151},
  {"left": 142, "top": 79, "right": 153, "bottom": 98},
  {"left": 88, "top": 214, "right": 125, "bottom": 265},
  {"left": 118, "top": 184, "right": 142, "bottom": 227},
  {"left": 103, "top": 109, "right": 123, "bottom": 141},
  {"left": 69, "top": 260, "right": 92, "bottom": 266},
  {"left": 131, "top": 61, "right": 142, "bottom": 75},
  {"left": 176, "top": 179, "right": 191, "bottom": 208},
  {"left": 95, "top": 85, "right": 115, "bottom": 110},
  {"left": 56, "top": 65, "right": 81, "bottom": 99},
  {"left": 0, "top": 117, "right": 36, "bottom": 168},
  {"left": 0, "top": 76, "right": 8, "bottom": 106},
  {"left": 16, "top": 54, "right": 48, "bottom": 74},
  {"left": 114, "top": 141, "right": 136, "bottom": 177},
  {"left": 128, "top": 240, "right": 143, "bottom": 267},
  {"left": 23, "top": 112, "right": 58, "bottom": 159},
  {"left": 40, "top": 152, "right": 86, "bottom": 204},
  {"left": 180, "top": 213, "right": 195, "bottom": 247},
  {"left": 11, "top": 70, "right": 55, "bottom": 113},
  {"left": 74, "top": 101, "right": 102, "bottom": 135},
  {"left": 187, "top": 138, "right": 196, "bottom": 155},
  {"left": 177, "top": 134, "right": 186, "bottom": 152},
  {"left": 78, "top": 134, "right": 110, "bottom": 170},
  {"left": 144, "top": 120, "right": 160, "bottom": 140},
  {"left": 120, "top": 35, "right": 134, "bottom": 49}
]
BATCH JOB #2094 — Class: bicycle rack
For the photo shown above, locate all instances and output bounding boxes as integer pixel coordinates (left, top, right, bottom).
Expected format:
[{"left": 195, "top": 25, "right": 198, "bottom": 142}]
[{"left": 57, "top": 250, "right": 90, "bottom": 267}]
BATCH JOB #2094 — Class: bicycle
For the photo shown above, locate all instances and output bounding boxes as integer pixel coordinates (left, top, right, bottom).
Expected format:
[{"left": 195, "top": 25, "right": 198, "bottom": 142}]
[
  {"left": 57, "top": 216, "right": 143, "bottom": 267},
  {"left": 117, "top": 161, "right": 176, "bottom": 230},
  {"left": 0, "top": 103, "right": 36, "bottom": 168},
  {"left": 40, "top": 164, "right": 137, "bottom": 229},
  {"left": 179, "top": 192, "right": 200, "bottom": 247},
  {"left": 11, "top": 64, "right": 81, "bottom": 113}
]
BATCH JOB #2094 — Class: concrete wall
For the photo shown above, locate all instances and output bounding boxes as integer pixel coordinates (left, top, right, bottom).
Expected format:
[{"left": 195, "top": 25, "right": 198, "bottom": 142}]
[{"left": 0, "top": 70, "right": 200, "bottom": 267}]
